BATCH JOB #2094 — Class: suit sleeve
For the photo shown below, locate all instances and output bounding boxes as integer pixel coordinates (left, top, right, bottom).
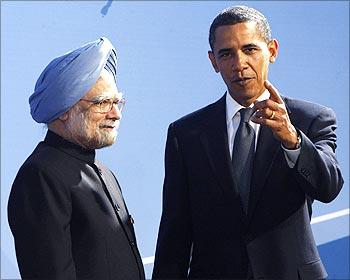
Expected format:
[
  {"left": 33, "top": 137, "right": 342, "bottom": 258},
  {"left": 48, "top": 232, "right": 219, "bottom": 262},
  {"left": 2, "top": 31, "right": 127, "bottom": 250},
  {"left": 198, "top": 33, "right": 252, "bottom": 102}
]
[
  {"left": 152, "top": 123, "right": 192, "bottom": 279},
  {"left": 8, "top": 163, "right": 76, "bottom": 280},
  {"left": 295, "top": 107, "right": 344, "bottom": 203}
]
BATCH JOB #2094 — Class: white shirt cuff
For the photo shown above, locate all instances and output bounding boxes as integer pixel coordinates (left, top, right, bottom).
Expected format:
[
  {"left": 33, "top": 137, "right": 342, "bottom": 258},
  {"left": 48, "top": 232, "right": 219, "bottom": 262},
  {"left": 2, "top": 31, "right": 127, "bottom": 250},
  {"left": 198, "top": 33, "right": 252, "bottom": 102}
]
[{"left": 282, "top": 145, "right": 301, "bottom": 168}]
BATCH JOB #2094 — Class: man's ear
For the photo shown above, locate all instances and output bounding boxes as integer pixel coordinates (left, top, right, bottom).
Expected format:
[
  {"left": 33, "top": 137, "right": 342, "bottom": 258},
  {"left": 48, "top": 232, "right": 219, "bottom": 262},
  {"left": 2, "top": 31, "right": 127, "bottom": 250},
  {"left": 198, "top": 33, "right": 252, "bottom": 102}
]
[
  {"left": 268, "top": 39, "right": 279, "bottom": 63},
  {"left": 208, "top": 51, "right": 220, "bottom": 73}
]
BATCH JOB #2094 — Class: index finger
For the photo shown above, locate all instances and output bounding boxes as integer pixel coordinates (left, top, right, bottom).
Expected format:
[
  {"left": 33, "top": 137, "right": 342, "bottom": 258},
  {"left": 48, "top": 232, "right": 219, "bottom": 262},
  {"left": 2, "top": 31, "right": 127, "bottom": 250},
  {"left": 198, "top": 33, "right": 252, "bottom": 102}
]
[{"left": 265, "top": 80, "right": 283, "bottom": 104}]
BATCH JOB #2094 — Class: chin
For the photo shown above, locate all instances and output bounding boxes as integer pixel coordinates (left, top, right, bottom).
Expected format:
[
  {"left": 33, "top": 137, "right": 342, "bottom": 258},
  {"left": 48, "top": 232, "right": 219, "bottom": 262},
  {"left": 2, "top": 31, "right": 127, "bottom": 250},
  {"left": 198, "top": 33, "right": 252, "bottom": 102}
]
[
  {"left": 229, "top": 90, "right": 259, "bottom": 105},
  {"left": 99, "top": 133, "right": 117, "bottom": 149},
  {"left": 86, "top": 132, "right": 117, "bottom": 149}
]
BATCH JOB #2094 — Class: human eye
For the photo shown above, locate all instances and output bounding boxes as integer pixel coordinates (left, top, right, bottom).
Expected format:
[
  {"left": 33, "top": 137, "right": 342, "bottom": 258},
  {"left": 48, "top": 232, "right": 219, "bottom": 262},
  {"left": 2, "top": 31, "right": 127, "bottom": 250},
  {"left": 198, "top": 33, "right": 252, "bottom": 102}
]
[
  {"left": 244, "top": 45, "right": 259, "bottom": 54},
  {"left": 96, "top": 99, "right": 111, "bottom": 111},
  {"left": 219, "top": 51, "right": 230, "bottom": 59},
  {"left": 97, "top": 99, "right": 109, "bottom": 106}
]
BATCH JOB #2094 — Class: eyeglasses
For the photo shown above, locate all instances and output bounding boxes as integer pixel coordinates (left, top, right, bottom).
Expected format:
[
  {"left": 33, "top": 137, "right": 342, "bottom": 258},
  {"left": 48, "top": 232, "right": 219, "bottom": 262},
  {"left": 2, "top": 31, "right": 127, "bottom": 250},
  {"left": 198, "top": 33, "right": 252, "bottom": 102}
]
[{"left": 80, "top": 97, "right": 126, "bottom": 113}]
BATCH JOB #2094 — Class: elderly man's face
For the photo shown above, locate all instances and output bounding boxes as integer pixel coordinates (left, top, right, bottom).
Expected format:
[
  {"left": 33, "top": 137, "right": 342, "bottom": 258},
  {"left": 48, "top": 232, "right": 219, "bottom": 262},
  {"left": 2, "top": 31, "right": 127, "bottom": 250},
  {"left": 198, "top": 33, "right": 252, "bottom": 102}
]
[
  {"left": 208, "top": 21, "right": 278, "bottom": 106},
  {"left": 66, "top": 70, "right": 122, "bottom": 149}
]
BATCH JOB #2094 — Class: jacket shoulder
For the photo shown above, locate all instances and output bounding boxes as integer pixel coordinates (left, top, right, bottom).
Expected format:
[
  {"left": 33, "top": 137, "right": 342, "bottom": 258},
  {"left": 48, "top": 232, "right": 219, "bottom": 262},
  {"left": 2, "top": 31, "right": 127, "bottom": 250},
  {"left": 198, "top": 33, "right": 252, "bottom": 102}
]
[
  {"left": 171, "top": 96, "right": 225, "bottom": 130},
  {"left": 21, "top": 142, "right": 61, "bottom": 167},
  {"left": 284, "top": 96, "right": 336, "bottom": 119},
  {"left": 16, "top": 142, "right": 75, "bottom": 181}
]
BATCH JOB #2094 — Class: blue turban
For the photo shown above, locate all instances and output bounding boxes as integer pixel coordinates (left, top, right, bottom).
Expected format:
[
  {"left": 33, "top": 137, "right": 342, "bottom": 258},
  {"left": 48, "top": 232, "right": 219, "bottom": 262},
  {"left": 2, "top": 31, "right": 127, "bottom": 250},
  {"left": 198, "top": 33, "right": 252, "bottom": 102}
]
[{"left": 29, "top": 37, "right": 117, "bottom": 124}]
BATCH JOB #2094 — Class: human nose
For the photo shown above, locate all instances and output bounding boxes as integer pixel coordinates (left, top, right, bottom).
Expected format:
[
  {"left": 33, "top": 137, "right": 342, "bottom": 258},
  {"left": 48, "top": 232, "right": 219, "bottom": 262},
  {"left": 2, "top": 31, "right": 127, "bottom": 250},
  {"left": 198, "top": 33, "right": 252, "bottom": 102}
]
[
  {"left": 106, "top": 104, "right": 121, "bottom": 120},
  {"left": 232, "top": 52, "right": 247, "bottom": 71}
]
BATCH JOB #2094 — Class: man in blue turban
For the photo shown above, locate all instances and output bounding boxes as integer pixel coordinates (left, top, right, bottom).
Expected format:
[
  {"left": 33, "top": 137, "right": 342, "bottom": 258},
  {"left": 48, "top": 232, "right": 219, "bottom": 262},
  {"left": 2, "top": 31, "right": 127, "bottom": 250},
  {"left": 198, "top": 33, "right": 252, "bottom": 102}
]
[{"left": 8, "top": 37, "right": 145, "bottom": 280}]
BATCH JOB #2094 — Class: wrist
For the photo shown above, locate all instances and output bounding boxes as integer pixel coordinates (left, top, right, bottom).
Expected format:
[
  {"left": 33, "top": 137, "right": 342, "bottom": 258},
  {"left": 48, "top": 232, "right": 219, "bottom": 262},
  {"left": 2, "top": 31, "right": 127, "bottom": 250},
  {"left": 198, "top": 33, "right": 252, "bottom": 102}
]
[{"left": 283, "top": 131, "right": 301, "bottom": 150}]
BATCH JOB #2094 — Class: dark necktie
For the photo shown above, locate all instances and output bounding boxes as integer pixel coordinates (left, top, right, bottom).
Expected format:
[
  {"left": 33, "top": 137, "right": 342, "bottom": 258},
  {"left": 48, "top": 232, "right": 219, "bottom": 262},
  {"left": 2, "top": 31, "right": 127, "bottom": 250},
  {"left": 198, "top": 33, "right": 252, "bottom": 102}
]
[{"left": 232, "top": 108, "right": 255, "bottom": 213}]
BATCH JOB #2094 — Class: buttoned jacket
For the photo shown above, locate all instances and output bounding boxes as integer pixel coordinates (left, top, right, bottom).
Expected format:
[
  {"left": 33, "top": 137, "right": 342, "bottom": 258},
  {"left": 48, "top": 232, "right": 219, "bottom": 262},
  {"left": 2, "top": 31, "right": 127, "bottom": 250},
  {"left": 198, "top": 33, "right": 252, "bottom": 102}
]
[
  {"left": 153, "top": 94, "right": 343, "bottom": 279},
  {"left": 8, "top": 130, "right": 145, "bottom": 280}
]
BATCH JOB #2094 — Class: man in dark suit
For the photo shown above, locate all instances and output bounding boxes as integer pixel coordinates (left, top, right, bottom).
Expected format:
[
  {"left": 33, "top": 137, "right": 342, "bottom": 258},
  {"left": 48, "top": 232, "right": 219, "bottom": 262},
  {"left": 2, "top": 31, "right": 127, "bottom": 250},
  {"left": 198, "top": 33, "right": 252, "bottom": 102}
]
[
  {"left": 8, "top": 37, "right": 145, "bottom": 280},
  {"left": 152, "top": 6, "right": 343, "bottom": 279}
]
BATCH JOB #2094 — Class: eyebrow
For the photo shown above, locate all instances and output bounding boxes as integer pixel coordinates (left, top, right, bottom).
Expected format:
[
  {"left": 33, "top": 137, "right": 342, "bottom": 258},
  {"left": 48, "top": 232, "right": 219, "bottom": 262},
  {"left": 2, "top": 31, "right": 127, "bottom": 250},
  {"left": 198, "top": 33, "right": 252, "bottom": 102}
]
[
  {"left": 92, "top": 93, "right": 122, "bottom": 102},
  {"left": 217, "top": 48, "right": 232, "bottom": 56},
  {"left": 242, "top": 43, "right": 260, "bottom": 49},
  {"left": 217, "top": 43, "right": 261, "bottom": 55}
]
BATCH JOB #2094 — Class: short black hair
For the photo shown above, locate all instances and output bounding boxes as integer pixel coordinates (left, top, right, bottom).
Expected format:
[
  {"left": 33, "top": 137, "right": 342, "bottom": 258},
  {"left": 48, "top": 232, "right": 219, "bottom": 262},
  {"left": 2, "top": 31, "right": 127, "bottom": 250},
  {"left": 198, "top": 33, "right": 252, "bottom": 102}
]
[{"left": 209, "top": 6, "right": 272, "bottom": 50}]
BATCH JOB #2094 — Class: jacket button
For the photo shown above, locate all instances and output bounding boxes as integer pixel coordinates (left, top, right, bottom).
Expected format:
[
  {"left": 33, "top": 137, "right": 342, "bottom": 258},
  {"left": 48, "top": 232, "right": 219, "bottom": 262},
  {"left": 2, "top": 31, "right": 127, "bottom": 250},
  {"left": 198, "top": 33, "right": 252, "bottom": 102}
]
[
  {"left": 130, "top": 242, "right": 135, "bottom": 247},
  {"left": 114, "top": 203, "right": 120, "bottom": 211},
  {"left": 98, "top": 168, "right": 103, "bottom": 175}
]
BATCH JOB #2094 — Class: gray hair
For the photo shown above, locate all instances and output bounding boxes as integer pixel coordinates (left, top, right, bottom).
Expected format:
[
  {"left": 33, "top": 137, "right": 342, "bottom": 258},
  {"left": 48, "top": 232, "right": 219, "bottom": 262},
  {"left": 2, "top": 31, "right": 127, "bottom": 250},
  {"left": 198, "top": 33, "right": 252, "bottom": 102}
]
[{"left": 209, "top": 6, "right": 272, "bottom": 50}]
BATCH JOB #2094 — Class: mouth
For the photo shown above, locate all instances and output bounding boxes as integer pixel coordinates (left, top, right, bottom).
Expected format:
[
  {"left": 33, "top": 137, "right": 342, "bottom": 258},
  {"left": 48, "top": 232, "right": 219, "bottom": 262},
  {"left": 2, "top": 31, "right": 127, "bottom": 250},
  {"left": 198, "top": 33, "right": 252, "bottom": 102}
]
[
  {"left": 100, "top": 121, "right": 120, "bottom": 131},
  {"left": 100, "top": 124, "right": 116, "bottom": 130},
  {"left": 232, "top": 77, "right": 253, "bottom": 85}
]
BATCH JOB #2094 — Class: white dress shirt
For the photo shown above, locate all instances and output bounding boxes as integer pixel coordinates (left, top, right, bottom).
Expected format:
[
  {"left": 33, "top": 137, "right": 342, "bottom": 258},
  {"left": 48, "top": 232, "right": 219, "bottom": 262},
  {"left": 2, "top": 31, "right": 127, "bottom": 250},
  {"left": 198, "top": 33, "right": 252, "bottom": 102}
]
[{"left": 225, "top": 91, "right": 300, "bottom": 168}]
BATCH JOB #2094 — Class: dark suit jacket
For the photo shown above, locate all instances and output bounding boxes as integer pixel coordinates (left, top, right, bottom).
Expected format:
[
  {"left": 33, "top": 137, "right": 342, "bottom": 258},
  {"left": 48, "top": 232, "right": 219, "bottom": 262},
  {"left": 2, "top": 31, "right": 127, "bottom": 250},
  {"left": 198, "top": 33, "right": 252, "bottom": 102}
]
[
  {"left": 8, "top": 130, "right": 145, "bottom": 280},
  {"left": 152, "top": 94, "right": 343, "bottom": 279}
]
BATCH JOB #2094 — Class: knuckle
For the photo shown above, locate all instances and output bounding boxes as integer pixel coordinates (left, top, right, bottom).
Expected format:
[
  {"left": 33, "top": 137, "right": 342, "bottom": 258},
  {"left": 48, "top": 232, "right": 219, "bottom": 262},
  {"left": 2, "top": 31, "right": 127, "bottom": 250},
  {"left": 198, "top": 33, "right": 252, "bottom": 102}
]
[
  {"left": 257, "top": 101, "right": 265, "bottom": 108},
  {"left": 277, "top": 103, "right": 286, "bottom": 110},
  {"left": 266, "top": 99, "right": 273, "bottom": 106}
]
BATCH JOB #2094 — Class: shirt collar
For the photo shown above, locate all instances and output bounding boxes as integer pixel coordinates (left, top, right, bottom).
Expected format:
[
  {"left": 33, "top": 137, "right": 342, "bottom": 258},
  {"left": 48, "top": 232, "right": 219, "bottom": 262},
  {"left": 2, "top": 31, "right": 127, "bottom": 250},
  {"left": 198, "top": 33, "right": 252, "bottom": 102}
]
[
  {"left": 44, "top": 129, "right": 96, "bottom": 164},
  {"left": 226, "top": 89, "right": 270, "bottom": 124}
]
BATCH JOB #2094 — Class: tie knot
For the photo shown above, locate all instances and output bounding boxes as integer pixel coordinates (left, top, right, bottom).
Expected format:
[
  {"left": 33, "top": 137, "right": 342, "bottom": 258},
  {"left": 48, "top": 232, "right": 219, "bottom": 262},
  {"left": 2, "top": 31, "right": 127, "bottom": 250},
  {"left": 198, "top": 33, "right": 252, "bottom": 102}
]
[{"left": 240, "top": 107, "right": 253, "bottom": 123}]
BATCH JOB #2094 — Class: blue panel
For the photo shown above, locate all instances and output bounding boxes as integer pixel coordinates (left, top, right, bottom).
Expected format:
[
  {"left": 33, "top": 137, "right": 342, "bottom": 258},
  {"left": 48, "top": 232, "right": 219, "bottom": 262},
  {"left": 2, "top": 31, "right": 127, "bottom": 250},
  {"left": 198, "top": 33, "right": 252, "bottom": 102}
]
[{"left": 318, "top": 236, "right": 350, "bottom": 279}]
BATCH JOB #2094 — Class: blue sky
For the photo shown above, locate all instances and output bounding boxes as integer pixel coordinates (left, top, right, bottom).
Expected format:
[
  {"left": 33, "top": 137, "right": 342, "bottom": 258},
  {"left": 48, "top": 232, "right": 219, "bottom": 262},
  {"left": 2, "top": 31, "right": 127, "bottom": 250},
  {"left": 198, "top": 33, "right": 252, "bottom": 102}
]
[{"left": 1, "top": 1, "right": 349, "bottom": 278}]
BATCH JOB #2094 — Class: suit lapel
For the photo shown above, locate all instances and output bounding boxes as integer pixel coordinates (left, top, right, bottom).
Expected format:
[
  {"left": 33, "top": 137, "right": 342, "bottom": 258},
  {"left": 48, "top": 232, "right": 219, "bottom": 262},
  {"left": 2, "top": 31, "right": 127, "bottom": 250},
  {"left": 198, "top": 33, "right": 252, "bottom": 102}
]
[
  {"left": 199, "top": 95, "right": 247, "bottom": 222},
  {"left": 247, "top": 97, "right": 292, "bottom": 220},
  {"left": 248, "top": 126, "right": 280, "bottom": 219}
]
